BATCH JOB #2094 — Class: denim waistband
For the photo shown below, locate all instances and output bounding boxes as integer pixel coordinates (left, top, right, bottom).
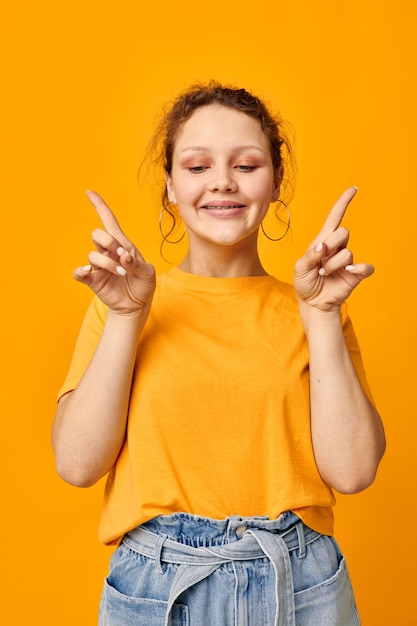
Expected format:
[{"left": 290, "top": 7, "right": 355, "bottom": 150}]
[
  {"left": 139, "top": 510, "right": 308, "bottom": 546},
  {"left": 123, "top": 513, "right": 321, "bottom": 626}
]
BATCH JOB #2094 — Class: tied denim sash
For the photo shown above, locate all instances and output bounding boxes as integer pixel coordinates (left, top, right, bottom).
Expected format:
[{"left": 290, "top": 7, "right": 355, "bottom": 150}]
[{"left": 124, "top": 521, "right": 318, "bottom": 626}]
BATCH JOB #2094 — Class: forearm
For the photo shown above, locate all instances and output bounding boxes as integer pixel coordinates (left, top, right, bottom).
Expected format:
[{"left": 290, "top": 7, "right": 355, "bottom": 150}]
[
  {"left": 300, "top": 302, "right": 386, "bottom": 493},
  {"left": 52, "top": 307, "right": 150, "bottom": 487}
]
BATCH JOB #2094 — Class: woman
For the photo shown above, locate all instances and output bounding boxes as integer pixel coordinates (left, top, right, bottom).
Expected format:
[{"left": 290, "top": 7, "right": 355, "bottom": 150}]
[{"left": 52, "top": 83, "right": 385, "bottom": 625}]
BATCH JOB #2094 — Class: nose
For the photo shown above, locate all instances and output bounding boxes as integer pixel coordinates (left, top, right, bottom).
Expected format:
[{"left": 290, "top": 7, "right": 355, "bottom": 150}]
[{"left": 209, "top": 167, "right": 237, "bottom": 192}]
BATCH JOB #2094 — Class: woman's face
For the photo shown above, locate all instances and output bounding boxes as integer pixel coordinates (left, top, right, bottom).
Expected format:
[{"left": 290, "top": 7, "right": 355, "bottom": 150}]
[{"left": 165, "top": 104, "right": 280, "bottom": 251}]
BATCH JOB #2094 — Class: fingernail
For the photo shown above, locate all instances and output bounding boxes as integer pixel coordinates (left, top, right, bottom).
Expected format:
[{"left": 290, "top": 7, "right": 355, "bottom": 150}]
[
  {"left": 116, "top": 266, "right": 127, "bottom": 276},
  {"left": 116, "top": 246, "right": 124, "bottom": 256},
  {"left": 345, "top": 264, "right": 355, "bottom": 271},
  {"left": 318, "top": 267, "right": 326, "bottom": 276},
  {"left": 316, "top": 242, "right": 323, "bottom": 253},
  {"left": 83, "top": 265, "right": 92, "bottom": 272},
  {"left": 352, "top": 186, "right": 358, "bottom": 191}
]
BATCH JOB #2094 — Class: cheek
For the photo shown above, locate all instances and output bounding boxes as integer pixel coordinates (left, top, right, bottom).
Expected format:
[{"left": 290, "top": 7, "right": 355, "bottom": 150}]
[
  {"left": 251, "top": 177, "right": 275, "bottom": 204},
  {"left": 173, "top": 178, "right": 202, "bottom": 206}
]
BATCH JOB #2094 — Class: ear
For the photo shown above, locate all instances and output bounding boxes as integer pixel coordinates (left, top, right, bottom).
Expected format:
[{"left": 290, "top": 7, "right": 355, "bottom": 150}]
[
  {"left": 271, "top": 184, "right": 280, "bottom": 202},
  {"left": 164, "top": 172, "right": 177, "bottom": 204},
  {"left": 271, "top": 166, "right": 283, "bottom": 202}
]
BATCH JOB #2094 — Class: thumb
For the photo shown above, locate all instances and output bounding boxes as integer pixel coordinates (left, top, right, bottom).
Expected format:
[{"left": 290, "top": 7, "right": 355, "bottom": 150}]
[
  {"left": 73, "top": 264, "right": 94, "bottom": 284},
  {"left": 296, "top": 241, "right": 327, "bottom": 275}
]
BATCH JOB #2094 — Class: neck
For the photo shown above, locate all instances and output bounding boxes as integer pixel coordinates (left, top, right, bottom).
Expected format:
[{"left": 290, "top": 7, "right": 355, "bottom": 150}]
[{"left": 179, "top": 238, "right": 267, "bottom": 278}]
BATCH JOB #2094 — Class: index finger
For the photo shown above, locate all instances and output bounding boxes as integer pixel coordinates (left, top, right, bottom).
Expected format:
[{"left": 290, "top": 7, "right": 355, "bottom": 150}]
[
  {"left": 311, "top": 186, "right": 358, "bottom": 247},
  {"left": 86, "top": 190, "right": 132, "bottom": 250}
]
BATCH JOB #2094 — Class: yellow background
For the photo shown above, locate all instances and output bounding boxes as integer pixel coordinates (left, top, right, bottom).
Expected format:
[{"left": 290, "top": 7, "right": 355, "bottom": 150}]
[{"left": 1, "top": 1, "right": 415, "bottom": 624}]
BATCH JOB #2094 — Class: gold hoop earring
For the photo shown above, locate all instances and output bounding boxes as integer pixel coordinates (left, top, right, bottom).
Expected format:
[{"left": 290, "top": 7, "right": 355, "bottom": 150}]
[
  {"left": 159, "top": 206, "right": 187, "bottom": 244},
  {"left": 261, "top": 200, "right": 291, "bottom": 241}
]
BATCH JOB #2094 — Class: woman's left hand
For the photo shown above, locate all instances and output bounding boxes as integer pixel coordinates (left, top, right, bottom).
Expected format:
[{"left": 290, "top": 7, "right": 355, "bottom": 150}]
[{"left": 294, "top": 187, "right": 374, "bottom": 312}]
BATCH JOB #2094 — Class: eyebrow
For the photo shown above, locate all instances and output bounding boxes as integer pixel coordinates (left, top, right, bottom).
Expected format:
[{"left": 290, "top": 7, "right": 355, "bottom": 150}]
[{"left": 179, "top": 145, "right": 266, "bottom": 154}]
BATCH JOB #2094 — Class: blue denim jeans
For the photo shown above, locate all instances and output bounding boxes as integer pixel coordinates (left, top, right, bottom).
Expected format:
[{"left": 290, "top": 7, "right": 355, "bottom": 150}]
[{"left": 99, "top": 512, "right": 360, "bottom": 625}]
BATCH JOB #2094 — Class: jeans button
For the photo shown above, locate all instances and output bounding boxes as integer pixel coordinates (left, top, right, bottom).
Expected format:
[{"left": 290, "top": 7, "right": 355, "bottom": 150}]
[{"left": 235, "top": 525, "right": 247, "bottom": 538}]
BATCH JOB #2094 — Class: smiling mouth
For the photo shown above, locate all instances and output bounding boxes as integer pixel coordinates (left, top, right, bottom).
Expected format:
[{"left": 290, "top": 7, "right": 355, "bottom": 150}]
[{"left": 201, "top": 204, "right": 245, "bottom": 210}]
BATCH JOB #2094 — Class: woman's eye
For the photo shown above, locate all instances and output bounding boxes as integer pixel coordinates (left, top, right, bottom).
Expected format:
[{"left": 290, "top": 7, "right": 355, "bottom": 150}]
[
  {"left": 188, "top": 166, "right": 207, "bottom": 173},
  {"left": 236, "top": 165, "right": 257, "bottom": 172}
]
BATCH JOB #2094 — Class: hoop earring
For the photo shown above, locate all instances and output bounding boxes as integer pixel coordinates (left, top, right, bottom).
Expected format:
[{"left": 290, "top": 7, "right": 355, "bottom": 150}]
[
  {"left": 261, "top": 200, "right": 291, "bottom": 241},
  {"left": 159, "top": 206, "right": 187, "bottom": 244}
]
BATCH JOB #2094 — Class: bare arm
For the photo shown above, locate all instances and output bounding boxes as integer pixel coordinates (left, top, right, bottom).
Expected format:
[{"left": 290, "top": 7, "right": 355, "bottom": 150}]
[
  {"left": 294, "top": 188, "right": 386, "bottom": 493},
  {"left": 52, "top": 192, "right": 156, "bottom": 487}
]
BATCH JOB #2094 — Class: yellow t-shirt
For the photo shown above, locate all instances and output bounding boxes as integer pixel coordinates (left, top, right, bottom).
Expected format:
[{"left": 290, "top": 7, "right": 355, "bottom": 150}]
[{"left": 59, "top": 267, "right": 373, "bottom": 544}]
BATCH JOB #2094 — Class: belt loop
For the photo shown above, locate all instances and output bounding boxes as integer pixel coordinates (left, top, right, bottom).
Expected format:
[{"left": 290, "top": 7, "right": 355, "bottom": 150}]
[
  {"left": 155, "top": 533, "right": 168, "bottom": 574},
  {"left": 295, "top": 522, "right": 306, "bottom": 559}
]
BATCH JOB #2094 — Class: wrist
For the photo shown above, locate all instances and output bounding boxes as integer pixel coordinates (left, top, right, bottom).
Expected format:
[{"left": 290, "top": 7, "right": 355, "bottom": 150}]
[
  {"left": 106, "top": 304, "right": 151, "bottom": 330},
  {"left": 297, "top": 299, "right": 342, "bottom": 333}
]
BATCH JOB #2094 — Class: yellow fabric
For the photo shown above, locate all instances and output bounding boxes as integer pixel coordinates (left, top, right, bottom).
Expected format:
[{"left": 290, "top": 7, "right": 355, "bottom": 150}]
[{"left": 59, "top": 267, "right": 373, "bottom": 545}]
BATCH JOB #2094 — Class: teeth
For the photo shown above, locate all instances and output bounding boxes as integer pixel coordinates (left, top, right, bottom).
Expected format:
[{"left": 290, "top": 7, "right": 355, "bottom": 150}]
[{"left": 204, "top": 205, "right": 242, "bottom": 209}]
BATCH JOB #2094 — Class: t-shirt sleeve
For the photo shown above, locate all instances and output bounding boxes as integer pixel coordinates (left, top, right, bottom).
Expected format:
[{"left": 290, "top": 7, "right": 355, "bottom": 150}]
[
  {"left": 341, "top": 302, "right": 375, "bottom": 405},
  {"left": 57, "top": 297, "right": 108, "bottom": 400}
]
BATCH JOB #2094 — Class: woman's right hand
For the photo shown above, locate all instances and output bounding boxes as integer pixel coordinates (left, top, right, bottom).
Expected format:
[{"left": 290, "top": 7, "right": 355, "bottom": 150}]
[{"left": 73, "top": 191, "right": 156, "bottom": 315}]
